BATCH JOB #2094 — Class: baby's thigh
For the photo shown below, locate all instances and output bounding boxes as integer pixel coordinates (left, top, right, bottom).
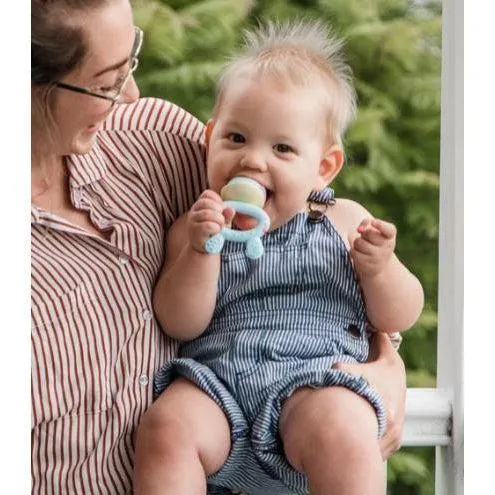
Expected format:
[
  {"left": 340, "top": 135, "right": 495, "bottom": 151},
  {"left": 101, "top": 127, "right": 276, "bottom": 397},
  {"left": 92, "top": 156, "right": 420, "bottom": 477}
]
[
  {"left": 138, "top": 377, "right": 231, "bottom": 474},
  {"left": 279, "top": 386, "right": 379, "bottom": 470}
]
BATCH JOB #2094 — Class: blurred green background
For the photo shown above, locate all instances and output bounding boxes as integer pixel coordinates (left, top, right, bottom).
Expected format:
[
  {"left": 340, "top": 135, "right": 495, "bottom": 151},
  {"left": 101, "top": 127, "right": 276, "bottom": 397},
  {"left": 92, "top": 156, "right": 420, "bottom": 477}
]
[{"left": 133, "top": 0, "right": 442, "bottom": 493}]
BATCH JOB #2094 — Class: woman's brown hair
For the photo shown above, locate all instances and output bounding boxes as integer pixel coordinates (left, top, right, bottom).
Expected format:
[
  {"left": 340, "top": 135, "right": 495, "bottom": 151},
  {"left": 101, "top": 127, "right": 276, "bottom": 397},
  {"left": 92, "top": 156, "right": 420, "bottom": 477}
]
[
  {"left": 31, "top": 0, "right": 112, "bottom": 131},
  {"left": 32, "top": 0, "right": 112, "bottom": 85},
  {"left": 31, "top": 0, "right": 110, "bottom": 181}
]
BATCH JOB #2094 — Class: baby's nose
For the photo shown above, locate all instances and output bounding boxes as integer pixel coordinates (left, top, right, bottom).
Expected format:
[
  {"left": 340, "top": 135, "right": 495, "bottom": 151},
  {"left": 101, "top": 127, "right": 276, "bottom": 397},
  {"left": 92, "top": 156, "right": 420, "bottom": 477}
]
[{"left": 240, "top": 150, "right": 266, "bottom": 171}]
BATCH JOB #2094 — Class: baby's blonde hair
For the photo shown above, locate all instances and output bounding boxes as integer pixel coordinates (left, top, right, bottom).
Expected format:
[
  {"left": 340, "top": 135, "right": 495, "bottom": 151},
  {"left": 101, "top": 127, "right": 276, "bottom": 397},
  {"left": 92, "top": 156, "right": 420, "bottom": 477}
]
[{"left": 215, "top": 19, "right": 357, "bottom": 145}]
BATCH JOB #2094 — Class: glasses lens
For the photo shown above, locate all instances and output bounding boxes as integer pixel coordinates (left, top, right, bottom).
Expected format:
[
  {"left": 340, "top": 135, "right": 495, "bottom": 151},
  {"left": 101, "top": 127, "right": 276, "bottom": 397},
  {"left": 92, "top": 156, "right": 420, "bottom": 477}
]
[{"left": 92, "top": 28, "right": 142, "bottom": 103}]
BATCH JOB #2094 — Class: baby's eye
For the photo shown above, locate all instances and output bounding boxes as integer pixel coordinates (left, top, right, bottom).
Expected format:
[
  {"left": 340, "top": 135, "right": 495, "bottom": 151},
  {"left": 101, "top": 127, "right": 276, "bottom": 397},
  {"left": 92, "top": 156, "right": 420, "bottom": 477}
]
[
  {"left": 228, "top": 133, "right": 246, "bottom": 143},
  {"left": 274, "top": 143, "right": 294, "bottom": 153}
]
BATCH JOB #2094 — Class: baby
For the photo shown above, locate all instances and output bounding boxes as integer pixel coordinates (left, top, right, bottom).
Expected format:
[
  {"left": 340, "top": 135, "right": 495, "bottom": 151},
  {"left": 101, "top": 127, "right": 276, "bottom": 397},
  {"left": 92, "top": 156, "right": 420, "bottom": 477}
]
[{"left": 135, "top": 20, "right": 424, "bottom": 495}]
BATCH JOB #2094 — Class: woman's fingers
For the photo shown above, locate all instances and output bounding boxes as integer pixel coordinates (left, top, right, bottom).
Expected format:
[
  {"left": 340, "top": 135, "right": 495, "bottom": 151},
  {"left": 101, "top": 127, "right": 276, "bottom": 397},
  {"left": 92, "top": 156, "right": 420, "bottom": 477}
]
[
  {"left": 332, "top": 332, "right": 406, "bottom": 460},
  {"left": 379, "top": 414, "right": 404, "bottom": 459},
  {"left": 368, "top": 331, "right": 397, "bottom": 363}
]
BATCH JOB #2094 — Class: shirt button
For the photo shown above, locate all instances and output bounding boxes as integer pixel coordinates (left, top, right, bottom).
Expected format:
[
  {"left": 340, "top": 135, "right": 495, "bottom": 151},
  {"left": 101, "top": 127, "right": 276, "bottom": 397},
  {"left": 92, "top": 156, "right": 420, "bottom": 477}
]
[
  {"left": 142, "top": 309, "right": 153, "bottom": 321},
  {"left": 119, "top": 255, "right": 129, "bottom": 265},
  {"left": 100, "top": 219, "right": 109, "bottom": 227},
  {"left": 139, "top": 374, "right": 149, "bottom": 386}
]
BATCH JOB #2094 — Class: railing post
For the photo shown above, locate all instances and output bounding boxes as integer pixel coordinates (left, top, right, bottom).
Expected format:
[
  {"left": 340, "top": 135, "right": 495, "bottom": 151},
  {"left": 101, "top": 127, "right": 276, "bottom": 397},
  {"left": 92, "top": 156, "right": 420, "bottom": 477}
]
[{"left": 436, "top": 0, "right": 464, "bottom": 494}]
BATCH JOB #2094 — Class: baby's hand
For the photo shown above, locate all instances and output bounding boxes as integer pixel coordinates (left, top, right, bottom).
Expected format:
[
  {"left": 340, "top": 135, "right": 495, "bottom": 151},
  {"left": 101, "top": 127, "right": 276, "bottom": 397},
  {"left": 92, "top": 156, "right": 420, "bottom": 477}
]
[
  {"left": 350, "top": 218, "right": 397, "bottom": 278},
  {"left": 187, "top": 190, "right": 235, "bottom": 253}
]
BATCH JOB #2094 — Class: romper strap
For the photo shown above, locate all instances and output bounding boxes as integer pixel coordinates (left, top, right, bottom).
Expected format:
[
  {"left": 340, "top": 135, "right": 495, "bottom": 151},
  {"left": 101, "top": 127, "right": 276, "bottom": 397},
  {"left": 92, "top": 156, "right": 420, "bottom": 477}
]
[
  {"left": 307, "top": 187, "right": 336, "bottom": 205},
  {"left": 307, "top": 188, "right": 335, "bottom": 223}
]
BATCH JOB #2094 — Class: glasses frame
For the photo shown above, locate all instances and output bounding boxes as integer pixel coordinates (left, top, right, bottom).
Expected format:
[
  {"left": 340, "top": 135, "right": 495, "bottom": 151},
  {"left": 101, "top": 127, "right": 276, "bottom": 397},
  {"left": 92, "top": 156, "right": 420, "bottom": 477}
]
[{"left": 54, "top": 26, "right": 143, "bottom": 107}]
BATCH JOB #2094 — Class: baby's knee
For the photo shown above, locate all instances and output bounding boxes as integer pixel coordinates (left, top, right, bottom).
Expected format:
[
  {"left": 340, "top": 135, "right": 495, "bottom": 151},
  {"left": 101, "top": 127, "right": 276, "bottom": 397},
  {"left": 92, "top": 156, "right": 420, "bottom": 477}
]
[
  {"left": 281, "top": 388, "right": 378, "bottom": 471},
  {"left": 136, "top": 399, "right": 192, "bottom": 456}
]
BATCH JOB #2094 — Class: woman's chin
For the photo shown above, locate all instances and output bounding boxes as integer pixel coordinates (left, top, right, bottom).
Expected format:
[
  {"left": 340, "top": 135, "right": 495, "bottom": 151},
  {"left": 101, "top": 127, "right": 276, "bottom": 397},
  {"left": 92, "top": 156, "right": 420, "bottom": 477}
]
[{"left": 71, "top": 128, "right": 99, "bottom": 154}]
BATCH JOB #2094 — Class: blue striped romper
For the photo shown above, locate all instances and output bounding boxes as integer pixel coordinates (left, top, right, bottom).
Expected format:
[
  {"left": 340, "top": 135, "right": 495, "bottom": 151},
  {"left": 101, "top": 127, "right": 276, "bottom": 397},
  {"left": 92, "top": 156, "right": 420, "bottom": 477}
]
[{"left": 154, "top": 189, "right": 386, "bottom": 495}]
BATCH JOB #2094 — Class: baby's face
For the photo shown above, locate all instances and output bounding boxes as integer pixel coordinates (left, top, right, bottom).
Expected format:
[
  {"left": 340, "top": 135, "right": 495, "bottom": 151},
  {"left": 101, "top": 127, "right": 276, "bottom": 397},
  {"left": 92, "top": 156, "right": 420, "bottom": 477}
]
[{"left": 207, "top": 76, "right": 334, "bottom": 231}]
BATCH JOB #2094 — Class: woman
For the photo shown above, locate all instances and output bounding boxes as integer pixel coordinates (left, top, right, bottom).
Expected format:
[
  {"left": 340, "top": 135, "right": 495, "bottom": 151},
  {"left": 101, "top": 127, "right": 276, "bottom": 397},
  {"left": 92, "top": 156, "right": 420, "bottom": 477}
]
[{"left": 31, "top": 0, "right": 406, "bottom": 493}]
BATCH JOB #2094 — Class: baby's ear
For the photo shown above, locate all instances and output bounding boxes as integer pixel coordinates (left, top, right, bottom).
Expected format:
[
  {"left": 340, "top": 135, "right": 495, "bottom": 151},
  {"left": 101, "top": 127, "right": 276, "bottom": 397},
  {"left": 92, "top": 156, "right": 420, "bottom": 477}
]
[
  {"left": 205, "top": 119, "right": 215, "bottom": 155},
  {"left": 315, "top": 145, "right": 344, "bottom": 190}
]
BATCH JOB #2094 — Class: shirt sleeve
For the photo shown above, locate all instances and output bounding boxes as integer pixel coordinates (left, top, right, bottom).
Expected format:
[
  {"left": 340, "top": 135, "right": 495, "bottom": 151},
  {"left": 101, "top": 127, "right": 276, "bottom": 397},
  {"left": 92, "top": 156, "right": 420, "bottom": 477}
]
[{"left": 102, "top": 97, "right": 208, "bottom": 223}]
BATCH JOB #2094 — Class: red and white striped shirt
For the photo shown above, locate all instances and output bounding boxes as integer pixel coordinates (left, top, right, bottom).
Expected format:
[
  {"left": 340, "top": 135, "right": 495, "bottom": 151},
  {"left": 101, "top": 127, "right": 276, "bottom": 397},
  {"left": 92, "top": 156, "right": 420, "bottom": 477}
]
[{"left": 31, "top": 98, "right": 207, "bottom": 494}]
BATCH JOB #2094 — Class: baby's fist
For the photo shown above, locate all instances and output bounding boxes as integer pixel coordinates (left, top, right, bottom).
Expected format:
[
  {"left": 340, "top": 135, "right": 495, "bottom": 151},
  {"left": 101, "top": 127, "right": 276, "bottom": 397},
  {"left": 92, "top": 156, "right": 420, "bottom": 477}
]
[
  {"left": 187, "top": 190, "right": 235, "bottom": 253},
  {"left": 350, "top": 218, "right": 397, "bottom": 278}
]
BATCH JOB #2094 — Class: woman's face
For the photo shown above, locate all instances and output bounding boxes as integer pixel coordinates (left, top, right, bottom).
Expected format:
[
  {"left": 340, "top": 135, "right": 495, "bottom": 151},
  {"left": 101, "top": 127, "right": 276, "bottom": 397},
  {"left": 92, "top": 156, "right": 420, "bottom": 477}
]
[{"left": 44, "top": 0, "right": 140, "bottom": 156}]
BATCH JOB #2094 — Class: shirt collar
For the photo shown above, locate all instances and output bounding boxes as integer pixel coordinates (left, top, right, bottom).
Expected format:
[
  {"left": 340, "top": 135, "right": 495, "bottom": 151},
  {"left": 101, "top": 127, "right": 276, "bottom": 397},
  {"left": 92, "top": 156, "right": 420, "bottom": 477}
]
[
  {"left": 31, "top": 204, "right": 41, "bottom": 223},
  {"left": 65, "top": 137, "right": 108, "bottom": 188}
]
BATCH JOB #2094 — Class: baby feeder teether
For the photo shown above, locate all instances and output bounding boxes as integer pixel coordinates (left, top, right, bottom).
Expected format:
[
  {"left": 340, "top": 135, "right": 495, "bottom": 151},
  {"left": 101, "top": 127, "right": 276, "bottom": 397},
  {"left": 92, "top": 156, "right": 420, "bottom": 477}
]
[{"left": 204, "top": 177, "right": 270, "bottom": 259}]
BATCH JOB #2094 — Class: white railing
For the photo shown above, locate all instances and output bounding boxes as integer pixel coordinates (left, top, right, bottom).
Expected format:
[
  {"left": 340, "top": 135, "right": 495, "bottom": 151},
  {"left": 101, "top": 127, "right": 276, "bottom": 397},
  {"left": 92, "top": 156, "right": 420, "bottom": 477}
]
[
  {"left": 435, "top": 0, "right": 464, "bottom": 493},
  {"left": 403, "top": 388, "right": 452, "bottom": 447},
  {"left": 406, "top": 0, "right": 464, "bottom": 494}
]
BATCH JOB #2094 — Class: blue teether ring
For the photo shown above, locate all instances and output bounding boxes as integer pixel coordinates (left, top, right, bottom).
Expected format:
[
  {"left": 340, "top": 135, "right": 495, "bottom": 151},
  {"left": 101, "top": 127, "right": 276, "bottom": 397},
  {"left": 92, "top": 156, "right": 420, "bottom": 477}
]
[{"left": 204, "top": 200, "right": 270, "bottom": 259}]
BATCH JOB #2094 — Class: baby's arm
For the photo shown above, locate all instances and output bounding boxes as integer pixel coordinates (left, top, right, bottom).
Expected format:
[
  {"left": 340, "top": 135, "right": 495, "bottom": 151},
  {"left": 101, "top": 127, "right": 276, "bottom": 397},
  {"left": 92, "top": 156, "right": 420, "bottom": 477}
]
[
  {"left": 330, "top": 199, "right": 424, "bottom": 333},
  {"left": 153, "top": 190, "right": 234, "bottom": 340}
]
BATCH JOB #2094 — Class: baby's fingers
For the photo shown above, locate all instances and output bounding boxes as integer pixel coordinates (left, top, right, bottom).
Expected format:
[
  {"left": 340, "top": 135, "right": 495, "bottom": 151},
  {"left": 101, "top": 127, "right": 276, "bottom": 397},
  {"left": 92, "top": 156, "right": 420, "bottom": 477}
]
[
  {"left": 191, "top": 190, "right": 224, "bottom": 213},
  {"left": 223, "top": 206, "right": 235, "bottom": 223},
  {"left": 352, "top": 235, "right": 375, "bottom": 255},
  {"left": 198, "top": 189, "right": 223, "bottom": 203},
  {"left": 360, "top": 228, "right": 388, "bottom": 247},
  {"left": 189, "top": 208, "right": 226, "bottom": 227},
  {"left": 357, "top": 218, "right": 373, "bottom": 235},
  {"left": 371, "top": 219, "right": 397, "bottom": 239}
]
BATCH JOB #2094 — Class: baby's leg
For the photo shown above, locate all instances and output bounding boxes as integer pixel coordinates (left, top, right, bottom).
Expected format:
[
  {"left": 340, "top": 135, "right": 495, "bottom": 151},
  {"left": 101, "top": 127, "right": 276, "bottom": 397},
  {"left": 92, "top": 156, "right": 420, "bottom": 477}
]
[
  {"left": 134, "top": 377, "right": 231, "bottom": 495},
  {"left": 279, "top": 386, "right": 385, "bottom": 495}
]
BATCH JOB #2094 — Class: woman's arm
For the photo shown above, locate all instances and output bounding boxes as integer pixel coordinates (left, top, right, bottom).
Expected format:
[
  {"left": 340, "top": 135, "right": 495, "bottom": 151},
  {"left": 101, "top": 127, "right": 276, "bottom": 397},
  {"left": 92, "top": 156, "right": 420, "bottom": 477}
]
[{"left": 333, "top": 332, "right": 406, "bottom": 459}]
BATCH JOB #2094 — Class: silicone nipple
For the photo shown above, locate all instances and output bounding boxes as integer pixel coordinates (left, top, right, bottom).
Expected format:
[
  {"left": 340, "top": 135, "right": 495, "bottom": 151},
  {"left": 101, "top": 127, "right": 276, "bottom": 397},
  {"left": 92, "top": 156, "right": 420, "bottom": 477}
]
[
  {"left": 220, "top": 177, "right": 266, "bottom": 208},
  {"left": 204, "top": 176, "right": 270, "bottom": 258}
]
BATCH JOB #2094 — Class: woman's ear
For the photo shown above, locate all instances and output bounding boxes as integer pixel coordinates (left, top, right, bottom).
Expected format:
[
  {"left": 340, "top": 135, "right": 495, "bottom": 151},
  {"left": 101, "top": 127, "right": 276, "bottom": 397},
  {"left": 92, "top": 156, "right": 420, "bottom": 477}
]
[
  {"left": 205, "top": 119, "right": 215, "bottom": 155},
  {"left": 315, "top": 144, "right": 344, "bottom": 191}
]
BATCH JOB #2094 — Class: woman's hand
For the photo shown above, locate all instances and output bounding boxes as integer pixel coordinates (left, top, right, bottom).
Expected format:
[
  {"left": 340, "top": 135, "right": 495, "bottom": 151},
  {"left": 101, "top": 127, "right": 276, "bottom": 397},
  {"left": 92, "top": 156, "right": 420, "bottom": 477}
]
[{"left": 332, "top": 332, "right": 406, "bottom": 460}]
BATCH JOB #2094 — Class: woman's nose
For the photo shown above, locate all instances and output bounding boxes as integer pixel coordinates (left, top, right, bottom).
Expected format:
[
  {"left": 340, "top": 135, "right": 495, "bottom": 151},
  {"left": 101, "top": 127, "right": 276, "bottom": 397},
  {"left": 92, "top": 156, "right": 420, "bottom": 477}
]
[{"left": 119, "top": 75, "right": 140, "bottom": 104}]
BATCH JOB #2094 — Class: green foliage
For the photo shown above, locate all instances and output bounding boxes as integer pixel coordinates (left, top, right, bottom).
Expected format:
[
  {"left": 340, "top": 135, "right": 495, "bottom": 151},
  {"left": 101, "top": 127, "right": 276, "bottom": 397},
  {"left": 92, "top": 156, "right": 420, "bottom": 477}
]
[
  {"left": 134, "top": 0, "right": 254, "bottom": 121},
  {"left": 388, "top": 448, "right": 435, "bottom": 495},
  {"left": 133, "top": 1, "right": 442, "bottom": 493}
]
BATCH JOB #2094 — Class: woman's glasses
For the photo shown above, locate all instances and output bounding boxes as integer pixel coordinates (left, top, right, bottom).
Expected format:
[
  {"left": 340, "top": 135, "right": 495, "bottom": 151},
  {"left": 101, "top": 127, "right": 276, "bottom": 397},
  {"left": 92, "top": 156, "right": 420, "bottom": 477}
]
[{"left": 54, "top": 26, "right": 143, "bottom": 107}]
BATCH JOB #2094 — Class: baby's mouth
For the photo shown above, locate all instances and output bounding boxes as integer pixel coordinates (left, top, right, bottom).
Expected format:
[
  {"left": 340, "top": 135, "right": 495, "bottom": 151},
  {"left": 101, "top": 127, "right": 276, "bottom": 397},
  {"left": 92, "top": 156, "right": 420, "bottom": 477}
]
[
  {"left": 232, "top": 213, "right": 257, "bottom": 231},
  {"left": 232, "top": 191, "right": 272, "bottom": 231}
]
